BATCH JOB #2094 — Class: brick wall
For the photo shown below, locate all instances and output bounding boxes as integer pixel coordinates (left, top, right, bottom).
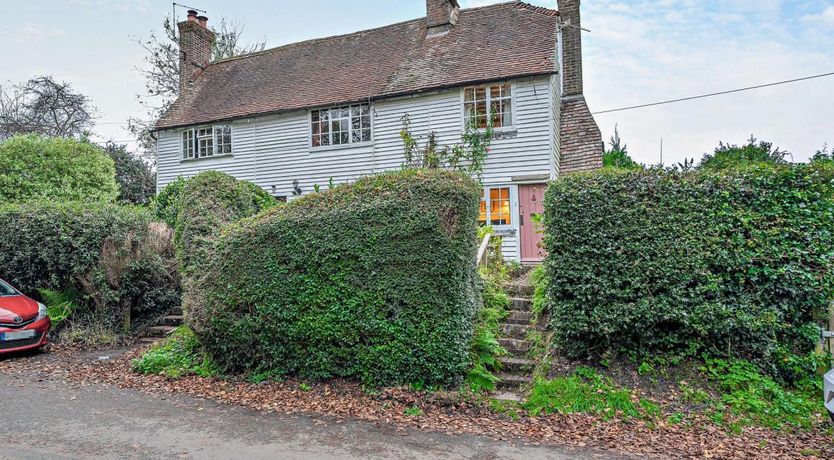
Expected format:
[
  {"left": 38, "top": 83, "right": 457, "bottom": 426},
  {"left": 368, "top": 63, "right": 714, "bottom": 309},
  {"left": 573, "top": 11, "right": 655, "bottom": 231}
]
[
  {"left": 560, "top": 98, "right": 603, "bottom": 172},
  {"left": 178, "top": 20, "right": 216, "bottom": 92},
  {"left": 426, "top": 0, "right": 460, "bottom": 30},
  {"left": 557, "top": 0, "right": 583, "bottom": 97}
]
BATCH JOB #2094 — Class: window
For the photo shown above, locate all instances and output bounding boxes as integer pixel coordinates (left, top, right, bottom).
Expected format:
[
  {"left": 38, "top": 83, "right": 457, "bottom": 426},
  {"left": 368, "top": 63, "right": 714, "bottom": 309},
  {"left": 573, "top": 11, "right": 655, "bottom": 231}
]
[
  {"left": 311, "top": 104, "right": 371, "bottom": 147},
  {"left": 464, "top": 83, "right": 512, "bottom": 129},
  {"left": 181, "top": 124, "right": 233, "bottom": 160},
  {"left": 478, "top": 187, "right": 512, "bottom": 226}
]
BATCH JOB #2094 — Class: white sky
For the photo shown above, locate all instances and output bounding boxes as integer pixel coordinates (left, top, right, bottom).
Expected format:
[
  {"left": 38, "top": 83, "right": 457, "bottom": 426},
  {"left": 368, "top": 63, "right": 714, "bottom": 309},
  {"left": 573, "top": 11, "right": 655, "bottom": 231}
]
[{"left": 2, "top": 0, "right": 833, "bottom": 165}]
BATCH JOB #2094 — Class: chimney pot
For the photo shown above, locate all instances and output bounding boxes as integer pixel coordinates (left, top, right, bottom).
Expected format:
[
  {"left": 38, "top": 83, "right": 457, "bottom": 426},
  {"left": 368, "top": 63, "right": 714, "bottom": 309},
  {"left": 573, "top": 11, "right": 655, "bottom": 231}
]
[
  {"left": 187, "top": 10, "right": 198, "bottom": 22},
  {"left": 197, "top": 15, "right": 208, "bottom": 28}
]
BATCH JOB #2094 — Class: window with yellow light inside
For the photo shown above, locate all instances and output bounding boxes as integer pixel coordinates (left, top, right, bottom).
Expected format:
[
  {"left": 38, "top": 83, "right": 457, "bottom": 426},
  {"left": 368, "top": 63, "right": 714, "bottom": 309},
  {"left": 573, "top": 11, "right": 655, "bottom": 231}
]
[{"left": 479, "top": 187, "right": 511, "bottom": 226}]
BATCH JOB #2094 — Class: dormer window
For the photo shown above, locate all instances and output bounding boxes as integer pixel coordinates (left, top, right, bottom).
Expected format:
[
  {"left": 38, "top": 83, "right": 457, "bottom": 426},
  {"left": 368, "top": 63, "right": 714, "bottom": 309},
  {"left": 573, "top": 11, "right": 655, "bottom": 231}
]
[
  {"left": 182, "top": 124, "right": 232, "bottom": 160},
  {"left": 464, "top": 83, "right": 512, "bottom": 128}
]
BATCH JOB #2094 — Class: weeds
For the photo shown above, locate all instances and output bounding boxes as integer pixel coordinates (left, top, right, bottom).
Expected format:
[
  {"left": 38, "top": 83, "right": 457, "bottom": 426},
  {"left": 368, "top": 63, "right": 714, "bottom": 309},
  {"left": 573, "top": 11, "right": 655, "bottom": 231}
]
[
  {"left": 132, "top": 326, "right": 218, "bottom": 379},
  {"left": 524, "top": 366, "right": 659, "bottom": 420}
]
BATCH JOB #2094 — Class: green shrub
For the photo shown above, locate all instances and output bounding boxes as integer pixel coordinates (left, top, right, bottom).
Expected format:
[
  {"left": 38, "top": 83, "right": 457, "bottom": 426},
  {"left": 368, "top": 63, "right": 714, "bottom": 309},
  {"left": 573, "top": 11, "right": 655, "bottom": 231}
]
[
  {"left": 543, "top": 165, "right": 834, "bottom": 382},
  {"left": 0, "top": 135, "right": 119, "bottom": 203},
  {"left": 173, "top": 171, "right": 276, "bottom": 277},
  {"left": 184, "top": 169, "right": 480, "bottom": 386},
  {"left": 132, "top": 326, "right": 218, "bottom": 378},
  {"left": 152, "top": 176, "right": 188, "bottom": 228},
  {"left": 0, "top": 201, "right": 180, "bottom": 335}
]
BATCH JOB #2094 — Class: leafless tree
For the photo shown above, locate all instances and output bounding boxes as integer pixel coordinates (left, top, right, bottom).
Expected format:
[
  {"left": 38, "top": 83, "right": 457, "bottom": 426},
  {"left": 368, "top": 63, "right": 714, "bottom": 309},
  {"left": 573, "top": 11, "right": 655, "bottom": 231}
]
[
  {"left": 0, "top": 76, "right": 97, "bottom": 140},
  {"left": 129, "top": 15, "right": 266, "bottom": 156}
]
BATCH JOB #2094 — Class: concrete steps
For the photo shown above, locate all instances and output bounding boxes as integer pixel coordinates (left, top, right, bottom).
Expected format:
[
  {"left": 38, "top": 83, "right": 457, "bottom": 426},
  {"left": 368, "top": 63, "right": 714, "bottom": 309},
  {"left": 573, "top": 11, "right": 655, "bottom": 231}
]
[{"left": 492, "top": 276, "right": 540, "bottom": 399}]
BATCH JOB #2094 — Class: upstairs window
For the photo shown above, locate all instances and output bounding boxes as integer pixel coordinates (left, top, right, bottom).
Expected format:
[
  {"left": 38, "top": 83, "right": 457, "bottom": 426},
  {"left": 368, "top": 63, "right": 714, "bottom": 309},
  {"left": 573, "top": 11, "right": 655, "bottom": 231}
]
[
  {"left": 464, "top": 83, "right": 512, "bottom": 129},
  {"left": 182, "top": 124, "right": 232, "bottom": 160},
  {"left": 311, "top": 104, "right": 371, "bottom": 148},
  {"left": 478, "top": 187, "right": 512, "bottom": 226}
]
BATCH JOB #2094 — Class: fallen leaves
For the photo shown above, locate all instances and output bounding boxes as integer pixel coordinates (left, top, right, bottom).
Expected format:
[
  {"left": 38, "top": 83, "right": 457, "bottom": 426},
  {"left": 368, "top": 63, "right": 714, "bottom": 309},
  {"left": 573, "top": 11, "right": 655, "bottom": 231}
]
[{"left": 3, "top": 344, "right": 833, "bottom": 459}]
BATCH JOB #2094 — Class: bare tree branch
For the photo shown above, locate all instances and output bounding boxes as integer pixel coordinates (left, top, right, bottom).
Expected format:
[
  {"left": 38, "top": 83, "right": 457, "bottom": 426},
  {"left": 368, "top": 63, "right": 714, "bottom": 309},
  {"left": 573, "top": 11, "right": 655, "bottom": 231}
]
[
  {"left": 0, "top": 76, "right": 96, "bottom": 140},
  {"left": 129, "top": 15, "right": 267, "bottom": 160}
]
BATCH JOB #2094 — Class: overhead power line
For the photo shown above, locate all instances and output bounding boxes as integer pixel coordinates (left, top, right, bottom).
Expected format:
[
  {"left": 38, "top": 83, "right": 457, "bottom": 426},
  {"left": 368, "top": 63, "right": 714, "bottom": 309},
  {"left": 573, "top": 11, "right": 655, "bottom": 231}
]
[{"left": 593, "top": 71, "right": 834, "bottom": 115}]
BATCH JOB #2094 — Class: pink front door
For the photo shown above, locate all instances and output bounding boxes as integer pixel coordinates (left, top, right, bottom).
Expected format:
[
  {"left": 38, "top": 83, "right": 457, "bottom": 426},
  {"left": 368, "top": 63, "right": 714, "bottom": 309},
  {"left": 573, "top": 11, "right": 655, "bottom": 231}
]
[{"left": 518, "top": 184, "right": 547, "bottom": 263}]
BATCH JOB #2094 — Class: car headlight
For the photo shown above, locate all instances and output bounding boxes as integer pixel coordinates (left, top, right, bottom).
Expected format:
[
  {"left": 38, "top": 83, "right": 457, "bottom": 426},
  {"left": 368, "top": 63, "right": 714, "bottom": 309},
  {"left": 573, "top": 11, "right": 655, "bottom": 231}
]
[{"left": 37, "top": 302, "right": 48, "bottom": 320}]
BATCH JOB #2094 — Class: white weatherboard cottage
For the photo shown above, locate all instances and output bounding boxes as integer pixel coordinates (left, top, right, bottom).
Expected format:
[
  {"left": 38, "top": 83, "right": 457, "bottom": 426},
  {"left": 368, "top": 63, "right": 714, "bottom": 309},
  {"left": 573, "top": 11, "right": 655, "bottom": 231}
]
[{"left": 154, "top": 1, "right": 603, "bottom": 263}]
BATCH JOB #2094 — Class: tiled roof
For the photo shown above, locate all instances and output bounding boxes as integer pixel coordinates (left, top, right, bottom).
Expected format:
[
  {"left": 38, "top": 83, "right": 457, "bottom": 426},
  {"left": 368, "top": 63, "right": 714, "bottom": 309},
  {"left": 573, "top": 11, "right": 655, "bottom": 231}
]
[{"left": 156, "top": 1, "right": 560, "bottom": 129}]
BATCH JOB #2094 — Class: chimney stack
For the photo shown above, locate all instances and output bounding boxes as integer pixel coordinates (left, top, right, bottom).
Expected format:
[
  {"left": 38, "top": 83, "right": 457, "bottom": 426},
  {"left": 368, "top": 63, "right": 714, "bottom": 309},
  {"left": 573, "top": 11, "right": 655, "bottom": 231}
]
[
  {"left": 178, "top": 10, "right": 216, "bottom": 92},
  {"left": 557, "top": 0, "right": 584, "bottom": 97},
  {"left": 426, "top": 0, "right": 460, "bottom": 37}
]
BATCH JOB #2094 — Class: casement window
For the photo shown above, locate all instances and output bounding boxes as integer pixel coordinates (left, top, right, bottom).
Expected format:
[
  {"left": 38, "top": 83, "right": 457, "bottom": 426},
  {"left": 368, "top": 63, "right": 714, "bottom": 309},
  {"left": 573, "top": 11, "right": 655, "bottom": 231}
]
[
  {"left": 311, "top": 104, "right": 372, "bottom": 147},
  {"left": 479, "top": 187, "right": 512, "bottom": 226},
  {"left": 181, "top": 124, "right": 232, "bottom": 160},
  {"left": 464, "top": 83, "right": 512, "bottom": 129}
]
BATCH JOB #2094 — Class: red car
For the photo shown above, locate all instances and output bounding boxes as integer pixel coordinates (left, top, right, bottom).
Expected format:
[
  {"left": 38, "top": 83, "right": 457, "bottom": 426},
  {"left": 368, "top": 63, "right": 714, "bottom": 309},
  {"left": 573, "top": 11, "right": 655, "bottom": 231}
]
[{"left": 0, "top": 279, "right": 51, "bottom": 354}]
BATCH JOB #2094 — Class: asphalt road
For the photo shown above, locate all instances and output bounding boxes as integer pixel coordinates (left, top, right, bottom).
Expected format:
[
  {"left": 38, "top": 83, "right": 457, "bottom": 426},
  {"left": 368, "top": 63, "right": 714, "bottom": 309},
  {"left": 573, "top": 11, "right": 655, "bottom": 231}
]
[{"left": 0, "top": 368, "right": 619, "bottom": 460}]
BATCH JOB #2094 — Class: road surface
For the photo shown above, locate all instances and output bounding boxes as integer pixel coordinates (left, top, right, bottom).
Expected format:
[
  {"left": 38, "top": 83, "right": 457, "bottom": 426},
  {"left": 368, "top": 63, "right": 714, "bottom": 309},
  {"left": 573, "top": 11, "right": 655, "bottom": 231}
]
[{"left": 0, "top": 365, "right": 624, "bottom": 459}]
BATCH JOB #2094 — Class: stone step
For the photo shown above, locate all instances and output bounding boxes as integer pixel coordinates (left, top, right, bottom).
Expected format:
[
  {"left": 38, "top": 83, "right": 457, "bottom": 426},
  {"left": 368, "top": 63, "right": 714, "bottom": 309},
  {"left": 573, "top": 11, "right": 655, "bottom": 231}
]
[
  {"left": 147, "top": 325, "right": 176, "bottom": 337},
  {"left": 491, "top": 391, "right": 523, "bottom": 403},
  {"left": 505, "top": 283, "right": 535, "bottom": 298},
  {"left": 497, "top": 373, "right": 533, "bottom": 389},
  {"left": 171, "top": 306, "right": 183, "bottom": 316},
  {"left": 504, "top": 310, "right": 533, "bottom": 325},
  {"left": 500, "top": 323, "right": 530, "bottom": 339},
  {"left": 509, "top": 297, "right": 533, "bottom": 312},
  {"left": 498, "top": 338, "right": 532, "bottom": 355},
  {"left": 498, "top": 356, "right": 536, "bottom": 373},
  {"left": 161, "top": 315, "right": 184, "bottom": 327},
  {"left": 139, "top": 337, "right": 160, "bottom": 344}
]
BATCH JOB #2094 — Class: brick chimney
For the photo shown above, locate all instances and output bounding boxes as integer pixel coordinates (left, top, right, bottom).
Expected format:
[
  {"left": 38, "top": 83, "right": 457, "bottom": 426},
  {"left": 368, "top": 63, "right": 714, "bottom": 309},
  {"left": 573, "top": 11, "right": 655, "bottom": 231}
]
[
  {"left": 426, "top": 0, "right": 460, "bottom": 37},
  {"left": 557, "top": 0, "right": 584, "bottom": 97},
  {"left": 178, "top": 10, "right": 216, "bottom": 92}
]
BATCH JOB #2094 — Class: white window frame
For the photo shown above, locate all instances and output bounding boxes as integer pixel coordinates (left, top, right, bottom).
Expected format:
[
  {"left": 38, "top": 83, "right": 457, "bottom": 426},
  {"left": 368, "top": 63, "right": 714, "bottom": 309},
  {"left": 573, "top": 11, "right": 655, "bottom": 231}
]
[
  {"left": 310, "top": 103, "right": 373, "bottom": 149},
  {"left": 479, "top": 186, "right": 515, "bottom": 228},
  {"left": 181, "top": 124, "right": 233, "bottom": 161},
  {"left": 461, "top": 82, "right": 515, "bottom": 131}
]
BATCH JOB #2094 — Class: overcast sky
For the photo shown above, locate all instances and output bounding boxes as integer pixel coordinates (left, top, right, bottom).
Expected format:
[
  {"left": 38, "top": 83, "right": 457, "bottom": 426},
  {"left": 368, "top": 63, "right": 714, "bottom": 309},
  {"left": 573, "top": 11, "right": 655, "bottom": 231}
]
[{"left": 2, "top": 0, "right": 832, "bottom": 164}]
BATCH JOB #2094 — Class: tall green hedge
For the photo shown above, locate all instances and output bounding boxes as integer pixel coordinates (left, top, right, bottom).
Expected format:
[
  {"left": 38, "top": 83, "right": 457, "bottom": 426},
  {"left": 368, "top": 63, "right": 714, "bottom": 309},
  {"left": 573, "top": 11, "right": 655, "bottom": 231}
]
[
  {"left": 173, "top": 171, "right": 276, "bottom": 277},
  {"left": 0, "top": 202, "right": 180, "bottom": 331},
  {"left": 543, "top": 165, "right": 834, "bottom": 381},
  {"left": 0, "top": 135, "right": 119, "bottom": 203},
  {"left": 184, "top": 169, "right": 481, "bottom": 386}
]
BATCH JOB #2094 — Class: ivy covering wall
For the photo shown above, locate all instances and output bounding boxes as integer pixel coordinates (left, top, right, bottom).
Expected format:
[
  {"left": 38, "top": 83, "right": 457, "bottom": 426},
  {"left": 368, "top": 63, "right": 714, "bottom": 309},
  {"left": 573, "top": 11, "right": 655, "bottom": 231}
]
[
  {"left": 542, "top": 165, "right": 834, "bottom": 381},
  {"left": 183, "top": 169, "right": 481, "bottom": 386}
]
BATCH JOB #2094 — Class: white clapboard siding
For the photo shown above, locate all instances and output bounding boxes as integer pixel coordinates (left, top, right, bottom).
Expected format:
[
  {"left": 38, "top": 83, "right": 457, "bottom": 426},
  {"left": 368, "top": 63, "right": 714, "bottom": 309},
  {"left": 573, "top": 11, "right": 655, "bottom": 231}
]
[{"left": 156, "top": 76, "right": 558, "bottom": 260}]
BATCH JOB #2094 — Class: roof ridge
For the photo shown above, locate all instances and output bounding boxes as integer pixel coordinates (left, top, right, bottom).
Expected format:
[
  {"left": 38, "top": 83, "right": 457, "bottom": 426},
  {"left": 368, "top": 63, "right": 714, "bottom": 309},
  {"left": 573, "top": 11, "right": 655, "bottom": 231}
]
[
  {"left": 210, "top": 1, "right": 529, "bottom": 67},
  {"left": 515, "top": 1, "right": 560, "bottom": 17}
]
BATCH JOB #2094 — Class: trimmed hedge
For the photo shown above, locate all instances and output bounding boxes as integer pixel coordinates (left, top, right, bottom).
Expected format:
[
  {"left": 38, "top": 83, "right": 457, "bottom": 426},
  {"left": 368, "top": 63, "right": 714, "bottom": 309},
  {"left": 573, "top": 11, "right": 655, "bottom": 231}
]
[
  {"left": 0, "top": 201, "right": 180, "bottom": 331},
  {"left": 543, "top": 165, "right": 834, "bottom": 381},
  {"left": 184, "top": 169, "right": 481, "bottom": 386},
  {"left": 173, "top": 171, "right": 276, "bottom": 277},
  {"left": 0, "top": 135, "right": 119, "bottom": 203}
]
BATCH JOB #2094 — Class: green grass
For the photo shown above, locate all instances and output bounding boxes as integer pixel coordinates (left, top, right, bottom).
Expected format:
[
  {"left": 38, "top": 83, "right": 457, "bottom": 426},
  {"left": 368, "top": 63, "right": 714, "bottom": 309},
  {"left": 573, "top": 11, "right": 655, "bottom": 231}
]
[
  {"left": 131, "top": 326, "right": 218, "bottom": 379},
  {"left": 403, "top": 405, "right": 423, "bottom": 416},
  {"left": 700, "top": 359, "right": 823, "bottom": 430},
  {"left": 524, "top": 366, "right": 660, "bottom": 420}
]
